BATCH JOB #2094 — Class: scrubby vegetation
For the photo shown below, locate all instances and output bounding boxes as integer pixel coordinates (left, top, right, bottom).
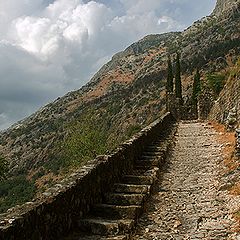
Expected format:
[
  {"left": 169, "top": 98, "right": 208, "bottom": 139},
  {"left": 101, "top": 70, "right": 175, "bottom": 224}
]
[
  {"left": 51, "top": 109, "right": 110, "bottom": 171},
  {"left": 191, "top": 69, "right": 201, "bottom": 104},
  {"left": 51, "top": 80, "right": 165, "bottom": 174},
  {"left": 0, "top": 175, "right": 36, "bottom": 213},
  {"left": 207, "top": 73, "right": 226, "bottom": 97},
  {"left": 0, "top": 155, "right": 8, "bottom": 181}
]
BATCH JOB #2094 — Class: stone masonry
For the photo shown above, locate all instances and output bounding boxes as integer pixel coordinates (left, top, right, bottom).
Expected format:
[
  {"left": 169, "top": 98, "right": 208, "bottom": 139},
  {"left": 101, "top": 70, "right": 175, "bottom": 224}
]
[
  {"left": 134, "top": 121, "right": 240, "bottom": 240},
  {"left": 1, "top": 117, "right": 240, "bottom": 240},
  {"left": 0, "top": 113, "right": 175, "bottom": 240}
]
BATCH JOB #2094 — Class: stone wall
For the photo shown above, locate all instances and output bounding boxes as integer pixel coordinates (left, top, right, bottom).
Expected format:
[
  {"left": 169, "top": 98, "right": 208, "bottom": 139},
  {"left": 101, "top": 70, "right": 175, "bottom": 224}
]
[{"left": 0, "top": 112, "right": 175, "bottom": 240}]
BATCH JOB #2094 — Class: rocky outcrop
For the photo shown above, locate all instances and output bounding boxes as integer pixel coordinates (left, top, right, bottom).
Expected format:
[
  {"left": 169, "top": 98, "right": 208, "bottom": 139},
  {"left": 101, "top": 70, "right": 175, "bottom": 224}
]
[
  {"left": 209, "top": 62, "right": 240, "bottom": 126},
  {"left": 213, "top": 0, "right": 240, "bottom": 16}
]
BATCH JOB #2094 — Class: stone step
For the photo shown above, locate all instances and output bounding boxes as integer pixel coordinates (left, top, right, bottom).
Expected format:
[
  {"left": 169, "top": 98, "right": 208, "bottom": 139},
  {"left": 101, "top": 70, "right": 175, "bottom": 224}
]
[
  {"left": 140, "top": 155, "right": 155, "bottom": 160},
  {"left": 142, "top": 151, "right": 164, "bottom": 156},
  {"left": 81, "top": 236, "right": 128, "bottom": 240},
  {"left": 126, "top": 169, "right": 146, "bottom": 175},
  {"left": 134, "top": 165, "right": 153, "bottom": 171},
  {"left": 146, "top": 145, "right": 163, "bottom": 149},
  {"left": 122, "top": 175, "right": 154, "bottom": 185},
  {"left": 92, "top": 204, "right": 142, "bottom": 219},
  {"left": 114, "top": 183, "right": 150, "bottom": 194},
  {"left": 141, "top": 152, "right": 165, "bottom": 159},
  {"left": 135, "top": 159, "right": 160, "bottom": 167},
  {"left": 143, "top": 149, "right": 158, "bottom": 153},
  {"left": 64, "top": 233, "right": 128, "bottom": 240},
  {"left": 132, "top": 166, "right": 159, "bottom": 176},
  {"left": 146, "top": 145, "right": 168, "bottom": 151},
  {"left": 78, "top": 218, "right": 134, "bottom": 236},
  {"left": 104, "top": 193, "right": 146, "bottom": 206},
  {"left": 142, "top": 167, "right": 160, "bottom": 177}
]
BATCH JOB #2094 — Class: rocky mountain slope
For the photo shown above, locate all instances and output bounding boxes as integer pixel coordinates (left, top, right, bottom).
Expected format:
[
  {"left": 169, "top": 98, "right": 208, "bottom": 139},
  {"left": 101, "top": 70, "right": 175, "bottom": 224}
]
[
  {"left": 210, "top": 59, "right": 240, "bottom": 124},
  {"left": 213, "top": 0, "right": 239, "bottom": 15},
  {"left": 0, "top": 0, "right": 240, "bottom": 212}
]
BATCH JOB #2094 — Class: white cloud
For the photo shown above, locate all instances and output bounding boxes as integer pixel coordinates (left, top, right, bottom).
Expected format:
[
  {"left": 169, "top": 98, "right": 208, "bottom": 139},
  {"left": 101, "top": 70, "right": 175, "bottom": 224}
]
[
  {"left": 120, "top": 0, "right": 162, "bottom": 15},
  {"left": 0, "top": 0, "right": 216, "bottom": 129}
]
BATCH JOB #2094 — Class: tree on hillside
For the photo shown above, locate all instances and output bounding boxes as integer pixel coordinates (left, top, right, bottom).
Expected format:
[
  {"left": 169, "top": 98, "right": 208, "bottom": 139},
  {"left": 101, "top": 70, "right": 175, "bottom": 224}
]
[
  {"left": 175, "top": 52, "right": 183, "bottom": 105},
  {"left": 0, "top": 155, "right": 8, "bottom": 181},
  {"left": 166, "top": 55, "right": 174, "bottom": 93},
  {"left": 192, "top": 68, "right": 201, "bottom": 105}
]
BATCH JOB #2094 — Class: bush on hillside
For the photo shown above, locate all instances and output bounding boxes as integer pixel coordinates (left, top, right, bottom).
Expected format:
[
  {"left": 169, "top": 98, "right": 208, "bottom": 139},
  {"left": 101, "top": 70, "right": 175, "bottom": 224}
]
[
  {"left": 207, "top": 73, "right": 226, "bottom": 96},
  {"left": 0, "top": 175, "right": 36, "bottom": 213}
]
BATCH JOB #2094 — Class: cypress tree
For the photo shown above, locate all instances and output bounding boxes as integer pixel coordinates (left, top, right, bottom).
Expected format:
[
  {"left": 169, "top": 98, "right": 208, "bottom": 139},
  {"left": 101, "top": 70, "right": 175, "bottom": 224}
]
[
  {"left": 192, "top": 68, "right": 201, "bottom": 105},
  {"left": 166, "top": 56, "right": 174, "bottom": 93},
  {"left": 175, "top": 52, "right": 183, "bottom": 105}
]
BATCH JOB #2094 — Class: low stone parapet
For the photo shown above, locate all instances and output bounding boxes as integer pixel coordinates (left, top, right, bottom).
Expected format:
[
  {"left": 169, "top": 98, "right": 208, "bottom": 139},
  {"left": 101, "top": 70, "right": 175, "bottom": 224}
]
[{"left": 0, "top": 112, "right": 175, "bottom": 240}]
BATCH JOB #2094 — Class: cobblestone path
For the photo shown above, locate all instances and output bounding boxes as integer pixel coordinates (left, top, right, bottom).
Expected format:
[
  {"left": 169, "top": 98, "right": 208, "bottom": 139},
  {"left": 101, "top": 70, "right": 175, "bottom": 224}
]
[{"left": 134, "top": 121, "right": 239, "bottom": 240}]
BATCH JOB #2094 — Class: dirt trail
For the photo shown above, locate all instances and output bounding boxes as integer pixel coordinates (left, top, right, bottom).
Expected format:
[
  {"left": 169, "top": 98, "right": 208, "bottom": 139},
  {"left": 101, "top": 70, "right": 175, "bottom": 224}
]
[{"left": 134, "top": 121, "right": 240, "bottom": 240}]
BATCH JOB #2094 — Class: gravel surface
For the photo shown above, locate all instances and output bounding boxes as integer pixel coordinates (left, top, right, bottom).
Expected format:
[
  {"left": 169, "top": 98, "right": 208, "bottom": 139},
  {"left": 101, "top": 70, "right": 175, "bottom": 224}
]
[{"left": 133, "top": 121, "right": 240, "bottom": 240}]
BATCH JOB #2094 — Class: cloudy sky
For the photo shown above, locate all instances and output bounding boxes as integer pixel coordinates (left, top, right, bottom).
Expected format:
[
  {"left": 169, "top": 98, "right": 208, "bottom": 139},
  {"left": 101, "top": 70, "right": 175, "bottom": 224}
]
[{"left": 0, "top": 0, "right": 216, "bottom": 130}]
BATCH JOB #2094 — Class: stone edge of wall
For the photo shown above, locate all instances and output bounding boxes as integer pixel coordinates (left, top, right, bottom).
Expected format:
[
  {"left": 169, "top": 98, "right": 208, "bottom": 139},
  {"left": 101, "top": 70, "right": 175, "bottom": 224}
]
[{"left": 0, "top": 112, "right": 175, "bottom": 240}]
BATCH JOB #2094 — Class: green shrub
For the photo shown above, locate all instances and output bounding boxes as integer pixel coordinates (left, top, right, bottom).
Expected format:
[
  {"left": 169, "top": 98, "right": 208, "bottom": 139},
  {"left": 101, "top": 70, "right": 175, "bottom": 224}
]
[
  {"left": 0, "top": 175, "right": 36, "bottom": 213},
  {"left": 126, "top": 124, "right": 142, "bottom": 138},
  {"left": 207, "top": 73, "right": 226, "bottom": 96},
  {"left": 52, "top": 109, "right": 110, "bottom": 171}
]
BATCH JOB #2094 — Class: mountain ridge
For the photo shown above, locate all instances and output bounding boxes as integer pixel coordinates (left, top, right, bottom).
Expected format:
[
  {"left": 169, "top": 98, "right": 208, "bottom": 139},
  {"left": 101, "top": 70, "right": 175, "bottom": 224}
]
[
  {"left": 3, "top": 0, "right": 240, "bottom": 133},
  {"left": 1, "top": 1, "right": 239, "bottom": 173}
]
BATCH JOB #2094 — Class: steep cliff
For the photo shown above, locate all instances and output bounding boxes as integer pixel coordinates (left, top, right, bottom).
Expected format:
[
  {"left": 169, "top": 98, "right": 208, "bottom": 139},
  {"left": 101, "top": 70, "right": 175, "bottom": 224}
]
[
  {"left": 209, "top": 60, "right": 240, "bottom": 125},
  {"left": 208, "top": 0, "right": 240, "bottom": 125}
]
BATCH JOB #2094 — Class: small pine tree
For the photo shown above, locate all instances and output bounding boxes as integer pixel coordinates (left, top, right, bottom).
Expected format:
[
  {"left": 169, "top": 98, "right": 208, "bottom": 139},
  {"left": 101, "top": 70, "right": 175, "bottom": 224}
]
[
  {"left": 166, "top": 56, "right": 174, "bottom": 93},
  {"left": 192, "top": 69, "right": 201, "bottom": 105},
  {"left": 175, "top": 52, "right": 183, "bottom": 104}
]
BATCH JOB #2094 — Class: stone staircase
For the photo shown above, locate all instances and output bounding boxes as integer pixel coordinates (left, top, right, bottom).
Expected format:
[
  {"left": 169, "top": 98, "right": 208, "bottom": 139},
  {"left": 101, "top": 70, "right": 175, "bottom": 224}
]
[{"left": 63, "top": 126, "right": 176, "bottom": 240}]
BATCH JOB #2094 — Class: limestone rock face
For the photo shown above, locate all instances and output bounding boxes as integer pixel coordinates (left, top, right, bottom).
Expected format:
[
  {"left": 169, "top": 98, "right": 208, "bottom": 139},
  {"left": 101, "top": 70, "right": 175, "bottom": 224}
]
[
  {"left": 209, "top": 67, "right": 240, "bottom": 126},
  {"left": 213, "top": 0, "right": 240, "bottom": 15}
]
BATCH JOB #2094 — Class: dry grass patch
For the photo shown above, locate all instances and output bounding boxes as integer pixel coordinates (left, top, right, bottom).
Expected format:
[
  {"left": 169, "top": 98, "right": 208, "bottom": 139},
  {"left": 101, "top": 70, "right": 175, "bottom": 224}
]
[
  {"left": 211, "top": 121, "right": 238, "bottom": 172},
  {"left": 211, "top": 121, "right": 240, "bottom": 230}
]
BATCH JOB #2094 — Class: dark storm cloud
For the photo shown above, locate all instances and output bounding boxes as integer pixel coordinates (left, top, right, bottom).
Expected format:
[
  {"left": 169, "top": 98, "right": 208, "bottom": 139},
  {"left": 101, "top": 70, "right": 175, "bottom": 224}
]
[{"left": 0, "top": 0, "right": 216, "bottom": 129}]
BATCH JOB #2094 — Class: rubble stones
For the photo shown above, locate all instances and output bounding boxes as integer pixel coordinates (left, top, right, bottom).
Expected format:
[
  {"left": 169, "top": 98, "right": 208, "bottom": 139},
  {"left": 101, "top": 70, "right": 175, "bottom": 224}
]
[{"left": 226, "top": 107, "right": 238, "bottom": 130}]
